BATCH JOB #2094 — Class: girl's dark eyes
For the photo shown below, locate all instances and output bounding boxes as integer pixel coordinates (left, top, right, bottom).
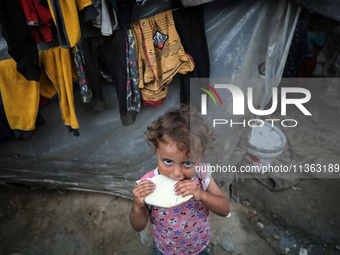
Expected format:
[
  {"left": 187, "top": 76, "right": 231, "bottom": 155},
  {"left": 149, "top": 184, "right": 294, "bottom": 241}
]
[
  {"left": 183, "top": 162, "right": 192, "bottom": 167},
  {"left": 163, "top": 159, "right": 172, "bottom": 165},
  {"left": 163, "top": 160, "right": 191, "bottom": 167}
]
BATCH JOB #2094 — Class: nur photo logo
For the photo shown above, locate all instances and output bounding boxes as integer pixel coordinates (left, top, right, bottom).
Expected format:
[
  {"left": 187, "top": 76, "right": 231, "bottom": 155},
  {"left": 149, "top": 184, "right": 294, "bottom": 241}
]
[
  {"left": 199, "top": 82, "right": 223, "bottom": 115},
  {"left": 197, "top": 81, "right": 312, "bottom": 128}
]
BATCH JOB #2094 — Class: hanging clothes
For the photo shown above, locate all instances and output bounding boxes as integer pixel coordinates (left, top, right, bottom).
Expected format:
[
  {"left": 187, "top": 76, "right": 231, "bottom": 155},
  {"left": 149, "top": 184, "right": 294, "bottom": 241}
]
[
  {"left": 298, "top": 29, "right": 327, "bottom": 78},
  {"left": 82, "top": 28, "right": 128, "bottom": 119},
  {"left": 0, "top": 60, "right": 39, "bottom": 132},
  {"left": 109, "top": 0, "right": 133, "bottom": 29},
  {"left": 0, "top": 46, "right": 80, "bottom": 136},
  {"left": 92, "top": 0, "right": 119, "bottom": 36},
  {"left": 282, "top": 18, "right": 308, "bottom": 78},
  {"left": 120, "top": 28, "right": 140, "bottom": 126},
  {"left": 46, "top": 0, "right": 98, "bottom": 48},
  {"left": 0, "top": 0, "right": 41, "bottom": 81},
  {"left": 72, "top": 42, "right": 92, "bottom": 103},
  {"left": 0, "top": 92, "right": 15, "bottom": 143},
  {"left": 131, "top": 10, "right": 195, "bottom": 107},
  {"left": 38, "top": 0, "right": 49, "bottom": 7},
  {"left": 172, "top": 3, "right": 210, "bottom": 106},
  {"left": 126, "top": 28, "right": 140, "bottom": 113},
  {"left": 18, "top": 0, "right": 57, "bottom": 44},
  {"left": 130, "top": 0, "right": 172, "bottom": 23}
]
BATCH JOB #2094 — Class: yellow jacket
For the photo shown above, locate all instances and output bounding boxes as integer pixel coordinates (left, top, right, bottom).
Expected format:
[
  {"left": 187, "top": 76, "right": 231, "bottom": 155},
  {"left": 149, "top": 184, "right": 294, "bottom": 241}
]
[
  {"left": 47, "top": 0, "right": 93, "bottom": 48},
  {"left": 0, "top": 46, "right": 79, "bottom": 134}
]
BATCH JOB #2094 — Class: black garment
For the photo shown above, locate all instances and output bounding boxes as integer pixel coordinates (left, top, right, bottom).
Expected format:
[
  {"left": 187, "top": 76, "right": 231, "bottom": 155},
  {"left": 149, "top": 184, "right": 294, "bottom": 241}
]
[
  {"left": 300, "top": 9, "right": 340, "bottom": 30},
  {"left": 82, "top": 29, "right": 127, "bottom": 116},
  {"left": 110, "top": 0, "right": 133, "bottom": 29},
  {"left": 0, "top": 104, "right": 14, "bottom": 143},
  {"left": 0, "top": 0, "right": 41, "bottom": 81},
  {"left": 38, "top": 0, "right": 49, "bottom": 7},
  {"left": 79, "top": 4, "right": 100, "bottom": 22},
  {"left": 288, "top": 0, "right": 340, "bottom": 23},
  {"left": 282, "top": 18, "right": 308, "bottom": 78},
  {"left": 130, "top": 0, "right": 172, "bottom": 23},
  {"left": 172, "top": 4, "right": 210, "bottom": 107}
]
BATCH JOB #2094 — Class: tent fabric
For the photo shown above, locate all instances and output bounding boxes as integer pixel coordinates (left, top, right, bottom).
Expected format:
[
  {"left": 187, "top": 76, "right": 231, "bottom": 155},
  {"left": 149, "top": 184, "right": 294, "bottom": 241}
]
[
  {"left": 199, "top": 0, "right": 300, "bottom": 177},
  {"left": 288, "top": 0, "right": 340, "bottom": 22},
  {"left": 180, "top": 0, "right": 216, "bottom": 7}
]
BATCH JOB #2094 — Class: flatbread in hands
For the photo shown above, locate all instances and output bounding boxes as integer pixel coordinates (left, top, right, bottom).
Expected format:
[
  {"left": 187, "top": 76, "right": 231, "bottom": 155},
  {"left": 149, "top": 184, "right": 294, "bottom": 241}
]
[{"left": 144, "top": 175, "right": 193, "bottom": 208}]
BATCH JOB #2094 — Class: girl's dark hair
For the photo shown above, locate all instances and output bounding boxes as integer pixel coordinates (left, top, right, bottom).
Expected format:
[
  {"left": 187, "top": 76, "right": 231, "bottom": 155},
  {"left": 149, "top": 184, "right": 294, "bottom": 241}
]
[{"left": 145, "top": 104, "right": 215, "bottom": 160}]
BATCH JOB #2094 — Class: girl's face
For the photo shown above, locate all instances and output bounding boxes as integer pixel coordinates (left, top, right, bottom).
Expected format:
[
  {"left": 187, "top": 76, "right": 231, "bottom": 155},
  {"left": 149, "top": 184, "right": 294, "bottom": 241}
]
[{"left": 156, "top": 140, "right": 201, "bottom": 180}]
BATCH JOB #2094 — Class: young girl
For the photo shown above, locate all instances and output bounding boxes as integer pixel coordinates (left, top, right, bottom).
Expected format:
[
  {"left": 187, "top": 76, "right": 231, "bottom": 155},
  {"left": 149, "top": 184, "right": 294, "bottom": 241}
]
[{"left": 129, "top": 104, "right": 229, "bottom": 255}]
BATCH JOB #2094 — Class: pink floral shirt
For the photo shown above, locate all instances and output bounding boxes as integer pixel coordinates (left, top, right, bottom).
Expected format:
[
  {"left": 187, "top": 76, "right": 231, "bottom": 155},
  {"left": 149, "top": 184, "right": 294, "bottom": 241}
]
[{"left": 137, "top": 163, "right": 211, "bottom": 255}]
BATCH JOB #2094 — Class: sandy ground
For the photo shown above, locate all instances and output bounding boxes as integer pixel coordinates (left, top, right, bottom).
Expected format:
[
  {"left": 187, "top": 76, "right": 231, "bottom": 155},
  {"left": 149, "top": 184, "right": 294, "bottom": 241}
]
[
  {"left": 1, "top": 82, "right": 340, "bottom": 255},
  {"left": 1, "top": 177, "right": 339, "bottom": 255},
  {"left": 0, "top": 185, "right": 276, "bottom": 255}
]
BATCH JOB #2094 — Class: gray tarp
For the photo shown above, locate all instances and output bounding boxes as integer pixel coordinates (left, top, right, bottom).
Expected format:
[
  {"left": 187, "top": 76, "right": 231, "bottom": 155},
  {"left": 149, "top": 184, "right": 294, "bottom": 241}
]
[
  {"left": 0, "top": 0, "right": 299, "bottom": 199},
  {"left": 201, "top": 0, "right": 299, "bottom": 167}
]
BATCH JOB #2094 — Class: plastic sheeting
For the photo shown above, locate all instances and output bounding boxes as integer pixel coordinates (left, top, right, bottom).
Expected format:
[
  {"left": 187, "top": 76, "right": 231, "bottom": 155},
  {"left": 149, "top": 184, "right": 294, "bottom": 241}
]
[
  {"left": 200, "top": 0, "right": 299, "bottom": 170},
  {"left": 315, "top": 27, "right": 340, "bottom": 115},
  {"left": 0, "top": 0, "right": 299, "bottom": 199}
]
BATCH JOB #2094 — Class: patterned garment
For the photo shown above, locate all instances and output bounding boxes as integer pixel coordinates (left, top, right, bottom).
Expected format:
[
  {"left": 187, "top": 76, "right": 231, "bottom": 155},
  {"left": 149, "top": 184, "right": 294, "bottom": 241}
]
[
  {"left": 100, "top": 71, "right": 113, "bottom": 83},
  {"left": 131, "top": 10, "right": 195, "bottom": 107},
  {"left": 126, "top": 28, "right": 141, "bottom": 112},
  {"left": 137, "top": 164, "right": 211, "bottom": 255},
  {"left": 282, "top": 18, "right": 308, "bottom": 78},
  {"left": 72, "top": 42, "right": 92, "bottom": 103}
]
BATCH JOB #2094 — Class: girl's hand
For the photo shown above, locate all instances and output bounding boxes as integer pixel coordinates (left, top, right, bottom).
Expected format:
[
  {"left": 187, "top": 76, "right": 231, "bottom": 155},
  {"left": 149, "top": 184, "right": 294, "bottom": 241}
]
[
  {"left": 132, "top": 180, "right": 155, "bottom": 208},
  {"left": 174, "top": 179, "right": 203, "bottom": 201}
]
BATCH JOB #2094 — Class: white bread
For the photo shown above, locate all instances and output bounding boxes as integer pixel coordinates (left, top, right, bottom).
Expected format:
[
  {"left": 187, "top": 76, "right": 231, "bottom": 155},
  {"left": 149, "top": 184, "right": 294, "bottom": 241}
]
[{"left": 144, "top": 175, "right": 193, "bottom": 208}]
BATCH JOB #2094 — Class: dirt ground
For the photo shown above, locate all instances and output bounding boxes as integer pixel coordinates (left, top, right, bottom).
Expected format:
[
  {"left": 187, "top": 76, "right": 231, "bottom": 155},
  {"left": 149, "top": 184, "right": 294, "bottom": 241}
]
[
  {"left": 0, "top": 183, "right": 275, "bottom": 255},
  {"left": 0, "top": 177, "right": 339, "bottom": 255},
  {"left": 1, "top": 82, "right": 340, "bottom": 255}
]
